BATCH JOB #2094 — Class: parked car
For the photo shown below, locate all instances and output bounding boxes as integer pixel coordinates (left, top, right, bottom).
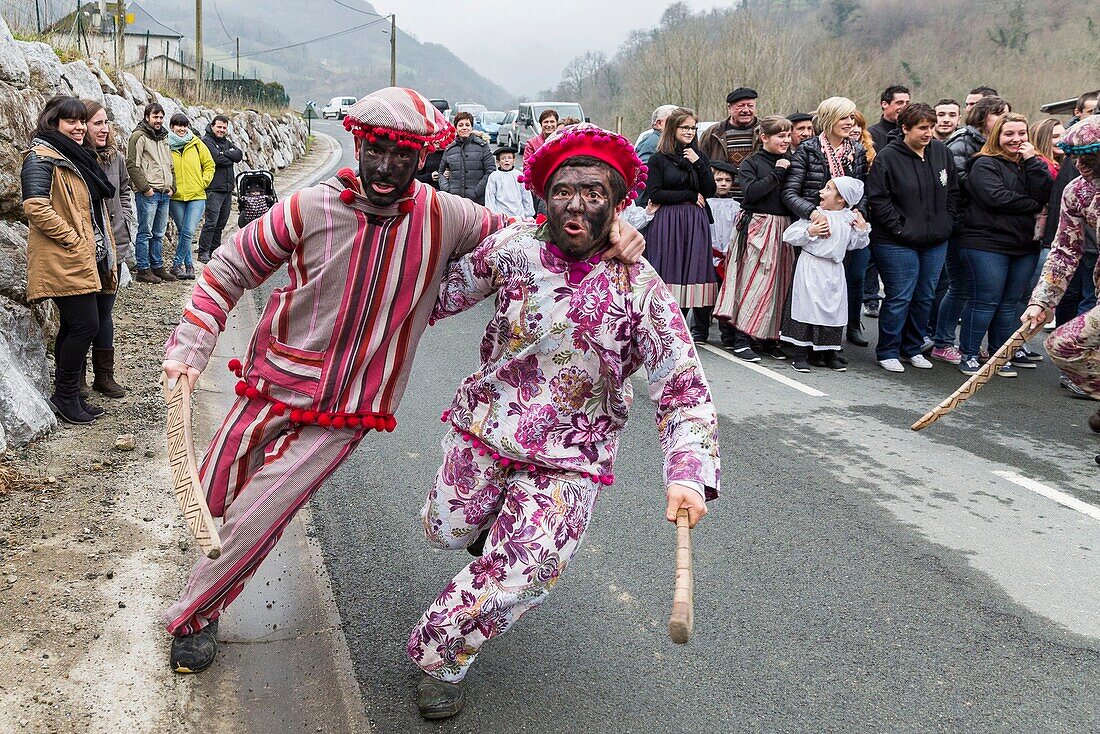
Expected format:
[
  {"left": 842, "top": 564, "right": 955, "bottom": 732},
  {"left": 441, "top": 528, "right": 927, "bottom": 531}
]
[
  {"left": 430, "top": 98, "right": 451, "bottom": 121},
  {"left": 322, "top": 96, "right": 357, "bottom": 120},
  {"left": 454, "top": 103, "right": 488, "bottom": 119},
  {"left": 474, "top": 111, "right": 506, "bottom": 144},
  {"left": 496, "top": 109, "right": 518, "bottom": 148},
  {"left": 515, "top": 102, "right": 586, "bottom": 151}
]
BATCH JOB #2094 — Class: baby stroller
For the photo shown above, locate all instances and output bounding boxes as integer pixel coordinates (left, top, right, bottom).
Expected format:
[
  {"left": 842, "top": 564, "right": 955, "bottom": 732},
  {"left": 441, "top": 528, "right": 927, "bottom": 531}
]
[{"left": 236, "top": 170, "right": 278, "bottom": 228}]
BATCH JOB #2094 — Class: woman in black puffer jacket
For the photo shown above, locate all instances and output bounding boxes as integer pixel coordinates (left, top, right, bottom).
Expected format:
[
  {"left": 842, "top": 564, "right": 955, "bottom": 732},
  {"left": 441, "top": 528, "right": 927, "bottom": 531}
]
[
  {"left": 782, "top": 96, "right": 870, "bottom": 347},
  {"left": 956, "top": 112, "right": 1053, "bottom": 377},
  {"left": 644, "top": 107, "right": 718, "bottom": 341},
  {"left": 437, "top": 111, "right": 495, "bottom": 204}
]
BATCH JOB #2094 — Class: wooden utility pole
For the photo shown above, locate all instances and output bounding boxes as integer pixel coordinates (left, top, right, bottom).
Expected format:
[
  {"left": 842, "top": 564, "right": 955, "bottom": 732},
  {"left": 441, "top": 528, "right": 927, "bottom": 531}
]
[
  {"left": 35, "top": 0, "right": 42, "bottom": 34},
  {"left": 194, "top": 0, "right": 203, "bottom": 100},
  {"left": 114, "top": 0, "right": 126, "bottom": 71},
  {"left": 389, "top": 13, "right": 396, "bottom": 87}
]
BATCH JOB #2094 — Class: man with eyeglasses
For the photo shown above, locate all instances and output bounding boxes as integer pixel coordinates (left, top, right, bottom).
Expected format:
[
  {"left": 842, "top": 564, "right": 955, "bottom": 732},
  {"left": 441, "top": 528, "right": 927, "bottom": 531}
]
[{"left": 700, "top": 87, "right": 760, "bottom": 202}]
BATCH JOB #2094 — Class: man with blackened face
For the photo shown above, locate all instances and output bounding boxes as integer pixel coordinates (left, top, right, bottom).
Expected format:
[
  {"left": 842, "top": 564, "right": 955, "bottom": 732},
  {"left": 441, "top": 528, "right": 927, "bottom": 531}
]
[
  {"left": 409, "top": 124, "right": 720, "bottom": 720},
  {"left": 356, "top": 134, "right": 425, "bottom": 208},
  {"left": 545, "top": 155, "right": 627, "bottom": 259}
]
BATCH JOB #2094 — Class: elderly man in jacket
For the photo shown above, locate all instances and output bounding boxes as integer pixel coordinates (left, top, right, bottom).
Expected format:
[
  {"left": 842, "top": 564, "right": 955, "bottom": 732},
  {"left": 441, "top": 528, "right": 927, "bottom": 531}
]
[
  {"left": 126, "top": 102, "right": 175, "bottom": 284},
  {"left": 197, "top": 115, "right": 244, "bottom": 263},
  {"left": 699, "top": 87, "right": 759, "bottom": 202}
]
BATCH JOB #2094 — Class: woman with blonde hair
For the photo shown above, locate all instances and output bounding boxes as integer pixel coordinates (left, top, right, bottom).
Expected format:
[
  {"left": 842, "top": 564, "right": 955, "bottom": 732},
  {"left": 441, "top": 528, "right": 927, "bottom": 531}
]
[
  {"left": 715, "top": 115, "right": 794, "bottom": 361},
  {"left": 783, "top": 96, "right": 870, "bottom": 353},
  {"left": 956, "top": 112, "right": 1053, "bottom": 376},
  {"left": 645, "top": 107, "right": 718, "bottom": 341},
  {"left": 851, "top": 110, "right": 876, "bottom": 165}
]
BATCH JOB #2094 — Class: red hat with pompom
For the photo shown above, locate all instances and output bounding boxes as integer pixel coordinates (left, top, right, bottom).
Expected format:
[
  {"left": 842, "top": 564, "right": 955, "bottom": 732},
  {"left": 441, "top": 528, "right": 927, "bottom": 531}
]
[
  {"left": 342, "top": 87, "right": 455, "bottom": 153},
  {"left": 519, "top": 123, "right": 647, "bottom": 211}
]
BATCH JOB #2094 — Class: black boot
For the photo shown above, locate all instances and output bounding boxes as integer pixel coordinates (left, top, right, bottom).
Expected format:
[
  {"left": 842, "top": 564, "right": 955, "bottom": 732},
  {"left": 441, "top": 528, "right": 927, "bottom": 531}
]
[
  {"left": 417, "top": 673, "right": 465, "bottom": 720},
  {"left": 170, "top": 619, "right": 219, "bottom": 674},
  {"left": 846, "top": 322, "right": 869, "bottom": 347},
  {"left": 50, "top": 368, "right": 95, "bottom": 425},
  {"left": 92, "top": 348, "right": 126, "bottom": 398}
]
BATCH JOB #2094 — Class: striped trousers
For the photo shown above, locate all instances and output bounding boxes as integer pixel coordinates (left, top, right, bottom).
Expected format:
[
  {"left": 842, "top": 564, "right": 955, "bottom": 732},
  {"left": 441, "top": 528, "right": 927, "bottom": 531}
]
[
  {"left": 1046, "top": 305, "right": 1100, "bottom": 399},
  {"left": 164, "top": 396, "right": 365, "bottom": 635}
]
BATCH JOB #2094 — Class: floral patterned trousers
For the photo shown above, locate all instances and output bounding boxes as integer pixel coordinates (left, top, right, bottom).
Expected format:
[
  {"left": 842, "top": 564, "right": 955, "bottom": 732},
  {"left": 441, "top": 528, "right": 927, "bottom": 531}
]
[
  {"left": 1046, "top": 305, "right": 1100, "bottom": 399},
  {"left": 407, "top": 429, "right": 601, "bottom": 682}
]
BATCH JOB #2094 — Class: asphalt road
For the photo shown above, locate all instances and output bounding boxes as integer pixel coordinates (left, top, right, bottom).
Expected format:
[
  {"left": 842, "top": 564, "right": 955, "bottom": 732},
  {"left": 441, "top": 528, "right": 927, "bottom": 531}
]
[{"left": 285, "top": 120, "right": 1100, "bottom": 733}]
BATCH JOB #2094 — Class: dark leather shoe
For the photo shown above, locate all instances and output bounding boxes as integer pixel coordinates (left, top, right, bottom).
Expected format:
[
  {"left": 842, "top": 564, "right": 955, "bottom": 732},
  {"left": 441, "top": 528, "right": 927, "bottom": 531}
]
[
  {"left": 417, "top": 673, "right": 465, "bottom": 720},
  {"left": 846, "top": 326, "right": 869, "bottom": 347},
  {"left": 170, "top": 619, "right": 219, "bottom": 674},
  {"left": 1089, "top": 408, "right": 1100, "bottom": 434}
]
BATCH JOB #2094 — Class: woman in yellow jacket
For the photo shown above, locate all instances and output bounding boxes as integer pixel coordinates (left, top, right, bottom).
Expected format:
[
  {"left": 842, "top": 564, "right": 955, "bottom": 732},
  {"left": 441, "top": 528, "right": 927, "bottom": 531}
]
[{"left": 167, "top": 113, "right": 214, "bottom": 279}]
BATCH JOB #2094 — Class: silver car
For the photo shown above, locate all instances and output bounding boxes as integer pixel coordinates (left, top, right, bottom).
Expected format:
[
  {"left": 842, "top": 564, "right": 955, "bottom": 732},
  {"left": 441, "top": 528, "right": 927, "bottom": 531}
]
[
  {"left": 515, "top": 102, "right": 585, "bottom": 151},
  {"left": 496, "top": 110, "right": 518, "bottom": 148}
]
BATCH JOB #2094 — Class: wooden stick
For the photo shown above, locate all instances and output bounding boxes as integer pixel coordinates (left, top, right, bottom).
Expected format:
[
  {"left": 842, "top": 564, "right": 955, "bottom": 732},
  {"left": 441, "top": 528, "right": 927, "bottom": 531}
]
[
  {"left": 911, "top": 324, "right": 1039, "bottom": 431},
  {"left": 668, "top": 508, "right": 694, "bottom": 644},
  {"left": 163, "top": 376, "right": 222, "bottom": 559}
]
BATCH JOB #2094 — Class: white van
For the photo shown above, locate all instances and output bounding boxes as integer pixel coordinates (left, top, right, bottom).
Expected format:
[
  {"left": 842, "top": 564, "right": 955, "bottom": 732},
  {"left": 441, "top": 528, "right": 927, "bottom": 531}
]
[{"left": 322, "top": 96, "right": 357, "bottom": 120}]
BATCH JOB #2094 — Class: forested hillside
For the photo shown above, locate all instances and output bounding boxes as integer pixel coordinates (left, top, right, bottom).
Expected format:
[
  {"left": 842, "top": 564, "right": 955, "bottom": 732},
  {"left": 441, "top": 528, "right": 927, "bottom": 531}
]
[{"left": 544, "top": 0, "right": 1099, "bottom": 132}]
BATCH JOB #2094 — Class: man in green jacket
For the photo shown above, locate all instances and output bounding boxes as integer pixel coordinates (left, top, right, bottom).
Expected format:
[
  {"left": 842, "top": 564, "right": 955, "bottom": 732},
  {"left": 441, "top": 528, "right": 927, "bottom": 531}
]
[{"left": 126, "top": 102, "right": 177, "bottom": 284}]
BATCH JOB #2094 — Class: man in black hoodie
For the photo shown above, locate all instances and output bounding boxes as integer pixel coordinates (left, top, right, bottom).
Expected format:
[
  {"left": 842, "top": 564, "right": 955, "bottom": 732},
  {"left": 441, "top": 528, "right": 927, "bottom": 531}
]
[{"left": 197, "top": 115, "right": 244, "bottom": 263}]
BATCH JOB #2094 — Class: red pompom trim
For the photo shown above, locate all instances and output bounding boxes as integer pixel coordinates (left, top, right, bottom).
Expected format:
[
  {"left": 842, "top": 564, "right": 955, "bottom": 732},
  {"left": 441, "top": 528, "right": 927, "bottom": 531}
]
[
  {"left": 337, "top": 167, "right": 356, "bottom": 180},
  {"left": 227, "top": 358, "right": 242, "bottom": 373},
  {"left": 272, "top": 401, "right": 287, "bottom": 416},
  {"left": 398, "top": 199, "right": 415, "bottom": 214},
  {"left": 317, "top": 413, "right": 332, "bottom": 427},
  {"left": 234, "top": 381, "right": 247, "bottom": 397},
  {"left": 339, "top": 189, "right": 356, "bottom": 205}
]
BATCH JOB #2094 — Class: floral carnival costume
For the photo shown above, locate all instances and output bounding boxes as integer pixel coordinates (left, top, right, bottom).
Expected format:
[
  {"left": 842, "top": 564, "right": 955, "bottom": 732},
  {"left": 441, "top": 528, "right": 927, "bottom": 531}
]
[
  {"left": 1027, "top": 117, "right": 1100, "bottom": 446},
  {"left": 407, "top": 125, "right": 721, "bottom": 689}
]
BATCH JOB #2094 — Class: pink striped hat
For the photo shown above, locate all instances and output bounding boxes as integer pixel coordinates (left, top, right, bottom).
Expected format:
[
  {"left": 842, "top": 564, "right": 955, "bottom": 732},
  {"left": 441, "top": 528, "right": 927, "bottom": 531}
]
[{"left": 343, "top": 87, "right": 455, "bottom": 152}]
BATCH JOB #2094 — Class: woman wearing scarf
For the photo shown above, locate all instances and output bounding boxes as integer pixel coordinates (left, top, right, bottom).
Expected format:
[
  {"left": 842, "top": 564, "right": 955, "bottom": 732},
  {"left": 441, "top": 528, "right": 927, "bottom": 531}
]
[
  {"left": 644, "top": 107, "right": 718, "bottom": 342},
  {"left": 167, "top": 113, "right": 214, "bottom": 279},
  {"left": 783, "top": 97, "right": 870, "bottom": 350},
  {"left": 21, "top": 95, "right": 118, "bottom": 424},
  {"left": 82, "top": 98, "right": 133, "bottom": 398}
]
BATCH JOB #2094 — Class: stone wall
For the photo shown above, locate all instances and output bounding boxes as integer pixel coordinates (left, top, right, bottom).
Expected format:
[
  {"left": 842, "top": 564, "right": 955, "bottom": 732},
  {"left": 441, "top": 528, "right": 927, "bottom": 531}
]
[{"left": 0, "top": 16, "right": 310, "bottom": 453}]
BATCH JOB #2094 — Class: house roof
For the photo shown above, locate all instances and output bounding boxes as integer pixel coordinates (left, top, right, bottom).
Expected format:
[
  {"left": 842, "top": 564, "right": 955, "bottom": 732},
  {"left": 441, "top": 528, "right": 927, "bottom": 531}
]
[{"left": 46, "top": 1, "right": 183, "bottom": 40}]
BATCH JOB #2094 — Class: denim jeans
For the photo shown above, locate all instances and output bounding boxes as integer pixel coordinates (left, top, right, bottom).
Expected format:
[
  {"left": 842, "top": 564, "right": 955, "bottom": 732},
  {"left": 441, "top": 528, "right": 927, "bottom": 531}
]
[
  {"left": 873, "top": 242, "right": 947, "bottom": 360},
  {"left": 863, "top": 259, "right": 881, "bottom": 305},
  {"left": 844, "top": 246, "right": 871, "bottom": 329},
  {"left": 959, "top": 248, "right": 1039, "bottom": 359},
  {"left": 1015, "top": 248, "right": 1049, "bottom": 318},
  {"left": 1055, "top": 248, "right": 1098, "bottom": 325},
  {"left": 932, "top": 238, "right": 970, "bottom": 348},
  {"left": 170, "top": 199, "right": 207, "bottom": 268},
  {"left": 134, "top": 191, "right": 170, "bottom": 270}
]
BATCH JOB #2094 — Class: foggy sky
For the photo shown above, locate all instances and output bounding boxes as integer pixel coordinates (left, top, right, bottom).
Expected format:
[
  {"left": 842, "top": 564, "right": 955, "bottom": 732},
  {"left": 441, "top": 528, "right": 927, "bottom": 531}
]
[{"left": 371, "top": 0, "right": 722, "bottom": 98}]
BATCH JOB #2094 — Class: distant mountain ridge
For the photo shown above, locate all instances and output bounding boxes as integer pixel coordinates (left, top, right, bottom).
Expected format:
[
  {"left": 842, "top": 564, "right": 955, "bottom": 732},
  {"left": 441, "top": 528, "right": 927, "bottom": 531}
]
[{"left": 136, "top": 0, "right": 514, "bottom": 107}]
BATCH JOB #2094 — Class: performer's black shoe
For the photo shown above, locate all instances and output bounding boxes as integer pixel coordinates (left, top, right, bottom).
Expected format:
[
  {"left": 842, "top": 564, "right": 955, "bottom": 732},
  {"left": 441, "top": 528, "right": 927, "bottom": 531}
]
[
  {"left": 846, "top": 325, "right": 869, "bottom": 347},
  {"left": 417, "top": 673, "right": 465, "bottom": 720},
  {"left": 466, "top": 527, "right": 490, "bottom": 557},
  {"left": 170, "top": 619, "right": 219, "bottom": 674}
]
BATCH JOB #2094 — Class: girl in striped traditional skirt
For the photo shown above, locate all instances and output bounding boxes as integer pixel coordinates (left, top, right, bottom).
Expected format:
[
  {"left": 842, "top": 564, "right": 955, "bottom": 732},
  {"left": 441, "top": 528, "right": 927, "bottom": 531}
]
[{"left": 714, "top": 115, "right": 795, "bottom": 362}]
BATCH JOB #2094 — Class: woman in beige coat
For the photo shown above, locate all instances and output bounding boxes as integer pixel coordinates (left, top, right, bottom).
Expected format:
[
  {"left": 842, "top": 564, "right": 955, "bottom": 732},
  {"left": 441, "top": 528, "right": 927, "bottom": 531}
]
[{"left": 21, "top": 95, "right": 117, "bottom": 424}]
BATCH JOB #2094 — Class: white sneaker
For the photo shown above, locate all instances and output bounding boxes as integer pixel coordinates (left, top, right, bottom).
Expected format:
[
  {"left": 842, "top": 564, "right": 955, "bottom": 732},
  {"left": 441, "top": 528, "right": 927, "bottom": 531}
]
[
  {"left": 878, "top": 358, "right": 905, "bottom": 373},
  {"left": 904, "top": 354, "right": 933, "bottom": 369}
]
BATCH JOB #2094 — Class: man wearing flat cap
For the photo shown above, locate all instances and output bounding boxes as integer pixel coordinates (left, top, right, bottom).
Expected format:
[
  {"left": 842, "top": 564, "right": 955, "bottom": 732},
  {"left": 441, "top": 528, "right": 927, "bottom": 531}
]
[
  {"left": 158, "top": 87, "right": 645, "bottom": 675},
  {"left": 700, "top": 87, "right": 760, "bottom": 202},
  {"left": 788, "top": 111, "right": 816, "bottom": 149}
]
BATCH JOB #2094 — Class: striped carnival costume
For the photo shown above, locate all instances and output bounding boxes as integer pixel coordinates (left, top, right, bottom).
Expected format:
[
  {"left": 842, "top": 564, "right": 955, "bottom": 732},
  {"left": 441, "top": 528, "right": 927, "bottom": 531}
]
[
  {"left": 1027, "top": 116, "right": 1100, "bottom": 460},
  {"left": 161, "top": 87, "right": 508, "bottom": 643}
]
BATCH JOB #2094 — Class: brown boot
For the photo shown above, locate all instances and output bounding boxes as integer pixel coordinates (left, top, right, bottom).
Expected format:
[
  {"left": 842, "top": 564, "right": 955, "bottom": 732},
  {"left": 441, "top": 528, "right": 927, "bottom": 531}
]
[
  {"left": 78, "top": 356, "right": 91, "bottom": 396},
  {"left": 135, "top": 268, "right": 162, "bottom": 284},
  {"left": 1089, "top": 408, "right": 1100, "bottom": 434},
  {"left": 92, "top": 349, "right": 126, "bottom": 398},
  {"left": 153, "top": 266, "right": 178, "bottom": 282}
]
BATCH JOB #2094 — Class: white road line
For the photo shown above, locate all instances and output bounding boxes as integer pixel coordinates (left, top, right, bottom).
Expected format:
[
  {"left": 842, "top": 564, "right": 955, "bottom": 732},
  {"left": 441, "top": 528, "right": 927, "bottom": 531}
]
[
  {"left": 993, "top": 470, "right": 1100, "bottom": 522},
  {"left": 698, "top": 344, "right": 827, "bottom": 397}
]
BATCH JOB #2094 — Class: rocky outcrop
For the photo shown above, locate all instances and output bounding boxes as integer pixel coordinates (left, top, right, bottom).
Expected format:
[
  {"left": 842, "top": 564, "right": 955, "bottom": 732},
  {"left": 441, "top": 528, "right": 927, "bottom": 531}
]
[{"left": 0, "top": 15, "right": 309, "bottom": 453}]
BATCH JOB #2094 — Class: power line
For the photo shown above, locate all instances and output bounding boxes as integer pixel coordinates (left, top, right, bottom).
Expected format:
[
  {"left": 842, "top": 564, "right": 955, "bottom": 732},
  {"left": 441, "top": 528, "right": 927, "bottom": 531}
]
[
  {"left": 205, "top": 16, "right": 388, "bottom": 61},
  {"left": 209, "top": 0, "right": 233, "bottom": 43},
  {"left": 328, "top": 0, "right": 386, "bottom": 18}
]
